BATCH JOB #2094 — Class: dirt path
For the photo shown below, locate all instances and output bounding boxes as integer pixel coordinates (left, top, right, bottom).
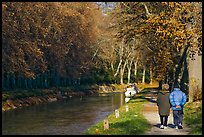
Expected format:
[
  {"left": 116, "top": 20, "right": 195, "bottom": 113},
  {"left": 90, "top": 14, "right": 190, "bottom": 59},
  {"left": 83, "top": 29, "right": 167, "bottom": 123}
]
[{"left": 141, "top": 91, "right": 191, "bottom": 135}]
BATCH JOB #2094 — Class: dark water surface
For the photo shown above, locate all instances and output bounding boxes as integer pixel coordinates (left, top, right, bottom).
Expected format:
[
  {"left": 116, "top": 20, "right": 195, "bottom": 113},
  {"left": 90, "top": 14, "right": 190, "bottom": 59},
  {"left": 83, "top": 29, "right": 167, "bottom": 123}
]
[{"left": 2, "top": 92, "right": 125, "bottom": 135}]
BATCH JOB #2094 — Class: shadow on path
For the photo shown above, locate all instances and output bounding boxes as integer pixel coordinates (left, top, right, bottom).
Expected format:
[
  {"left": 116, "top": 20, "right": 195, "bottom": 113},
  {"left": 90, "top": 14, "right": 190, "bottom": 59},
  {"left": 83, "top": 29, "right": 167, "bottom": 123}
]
[
  {"left": 137, "top": 87, "right": 159, "bottom": 103},
  {"left": 153, "top": 123, "right": 175, "bottom": 129}
]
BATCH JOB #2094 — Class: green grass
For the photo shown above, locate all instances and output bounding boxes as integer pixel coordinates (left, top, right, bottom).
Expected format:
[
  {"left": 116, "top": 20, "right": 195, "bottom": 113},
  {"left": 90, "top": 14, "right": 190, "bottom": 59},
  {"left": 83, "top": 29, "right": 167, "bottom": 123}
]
[
  {"left": 84, "top": 97, "right": 151, "bottom": 135},
  {"left": 183, "top": 100, "right": 202, "bottom": 135}
]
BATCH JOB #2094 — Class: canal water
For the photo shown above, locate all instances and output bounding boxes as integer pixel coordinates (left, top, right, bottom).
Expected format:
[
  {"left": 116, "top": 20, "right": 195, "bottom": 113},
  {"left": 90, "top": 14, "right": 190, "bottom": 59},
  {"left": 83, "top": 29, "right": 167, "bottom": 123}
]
[{"left": 2, "top": 92, "right": 125, "bottom": 135}]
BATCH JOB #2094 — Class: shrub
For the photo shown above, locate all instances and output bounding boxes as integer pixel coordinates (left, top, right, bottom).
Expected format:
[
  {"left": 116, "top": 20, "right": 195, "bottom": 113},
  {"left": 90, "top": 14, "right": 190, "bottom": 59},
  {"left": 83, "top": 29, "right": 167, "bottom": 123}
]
[{"left": 193, "top": 86, "right": 202, "bottom": 101}]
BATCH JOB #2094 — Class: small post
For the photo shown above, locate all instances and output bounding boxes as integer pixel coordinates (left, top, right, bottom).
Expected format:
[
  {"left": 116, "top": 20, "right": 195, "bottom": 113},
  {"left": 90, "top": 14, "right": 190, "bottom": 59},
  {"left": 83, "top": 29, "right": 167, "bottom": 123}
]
[
  {"left": 103, "top": 118, "right": 109, "bottom": 130},
  {"left": 125, "top": 97, "right": 130, "bottom": 103},
  {"left": 115, "top": 109, "right": 119, "bottom": 118},
  {"left": 126, "top": 104, "right": 129, "bottom": 112}
]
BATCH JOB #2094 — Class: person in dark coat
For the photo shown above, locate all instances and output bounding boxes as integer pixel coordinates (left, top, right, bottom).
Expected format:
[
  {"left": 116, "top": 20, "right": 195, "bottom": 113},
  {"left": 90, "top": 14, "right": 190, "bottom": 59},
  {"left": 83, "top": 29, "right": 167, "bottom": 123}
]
[
  {"left": 157, "top": 84, "right": 171, "bottom": 129},
  {"left": 133, "top": 83, "right": 140, "bottom": 94}
]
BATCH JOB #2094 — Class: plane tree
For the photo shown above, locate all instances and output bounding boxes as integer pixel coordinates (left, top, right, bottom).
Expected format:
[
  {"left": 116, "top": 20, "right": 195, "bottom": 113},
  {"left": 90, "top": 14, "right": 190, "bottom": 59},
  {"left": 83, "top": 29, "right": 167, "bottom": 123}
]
[
  {"left": 2, "top": 2, "right": 104, "bottom": 89},
  {"left": 110, "top": 2, "right": 202, "bottom": 93}
]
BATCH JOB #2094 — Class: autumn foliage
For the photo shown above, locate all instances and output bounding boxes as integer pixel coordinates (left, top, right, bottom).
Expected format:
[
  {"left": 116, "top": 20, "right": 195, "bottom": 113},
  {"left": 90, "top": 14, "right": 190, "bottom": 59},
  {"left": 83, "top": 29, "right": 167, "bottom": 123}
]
[
  {"left": 2, "top": 2, "right": 202, "bottom": 91},
  {"left": 2, "top": 2, "right": 104, "bottom": 90},
  {"left": 111, "top": 2, "right": 202, "bottom": 83}
]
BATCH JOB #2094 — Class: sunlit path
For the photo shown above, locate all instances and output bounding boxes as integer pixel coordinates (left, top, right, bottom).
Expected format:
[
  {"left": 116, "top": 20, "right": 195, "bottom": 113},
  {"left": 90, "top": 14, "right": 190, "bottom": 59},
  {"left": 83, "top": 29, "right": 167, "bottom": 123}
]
[{"left": 142, "top": 97, "right": 191, "bottom": 135}]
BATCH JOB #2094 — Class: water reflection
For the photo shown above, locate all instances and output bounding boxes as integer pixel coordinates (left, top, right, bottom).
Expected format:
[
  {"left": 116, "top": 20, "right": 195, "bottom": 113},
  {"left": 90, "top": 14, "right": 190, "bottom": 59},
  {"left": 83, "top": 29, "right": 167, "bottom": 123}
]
[{"left": 2, "top": 92, "right": 125, "bottom": 135}]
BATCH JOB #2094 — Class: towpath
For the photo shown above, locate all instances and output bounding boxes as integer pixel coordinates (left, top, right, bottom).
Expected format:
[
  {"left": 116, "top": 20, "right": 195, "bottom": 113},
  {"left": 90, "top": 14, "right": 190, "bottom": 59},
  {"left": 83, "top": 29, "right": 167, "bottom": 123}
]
[{"left": 141, "top": 89, "right": 191, "bottom": 135}]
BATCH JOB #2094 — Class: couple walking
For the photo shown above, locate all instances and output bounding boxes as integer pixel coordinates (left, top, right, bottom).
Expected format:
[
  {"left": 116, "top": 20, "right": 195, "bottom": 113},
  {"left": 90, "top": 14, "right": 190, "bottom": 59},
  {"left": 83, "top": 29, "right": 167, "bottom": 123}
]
[{"left": 156, "top": 83, "right": 187, "bottom": 129}]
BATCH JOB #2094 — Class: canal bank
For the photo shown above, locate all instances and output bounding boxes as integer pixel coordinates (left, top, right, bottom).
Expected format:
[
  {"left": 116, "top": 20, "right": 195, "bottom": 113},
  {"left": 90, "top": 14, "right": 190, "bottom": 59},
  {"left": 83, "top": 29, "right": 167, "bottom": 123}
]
[
  {"left": 2, "top": 84, "right": 128, "bottom": 112},
  {"left": 85, "top": 94, "right": 151, "bottom": 135}
]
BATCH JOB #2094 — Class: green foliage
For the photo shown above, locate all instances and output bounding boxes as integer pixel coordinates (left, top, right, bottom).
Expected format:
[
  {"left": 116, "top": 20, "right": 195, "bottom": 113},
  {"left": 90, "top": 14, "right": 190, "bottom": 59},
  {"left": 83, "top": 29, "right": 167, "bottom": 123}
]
[
  {"left": 136, "top": 70, "right": 143, "bottom": 81},
  {"left": 84, "top": 68, "right": 116, "bottom": 85},
  {"left": 184, "top": 101, "right": 202, "bottom": 135},
  {"left": 144, "top": 70, "right": 150, "bottom": 83},
  {"left": 2, "top": 93, "right": 10, "bottom": 101},
  {"left": 192, "top": 86, "right": 202, "bottom": 101}
]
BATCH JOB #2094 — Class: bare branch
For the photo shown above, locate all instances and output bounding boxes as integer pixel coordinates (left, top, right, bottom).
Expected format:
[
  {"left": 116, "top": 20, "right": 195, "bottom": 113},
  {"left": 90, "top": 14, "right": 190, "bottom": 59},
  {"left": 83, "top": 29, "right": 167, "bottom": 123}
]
[{"left": 141, "top": 3, "right": 153, "bottom": 18}]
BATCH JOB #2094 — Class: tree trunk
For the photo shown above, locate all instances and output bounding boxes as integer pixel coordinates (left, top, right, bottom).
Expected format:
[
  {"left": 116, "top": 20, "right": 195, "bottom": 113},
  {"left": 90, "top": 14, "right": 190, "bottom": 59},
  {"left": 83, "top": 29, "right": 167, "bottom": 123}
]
[
  {"left": 24, "top": 77, "right": 28, "bottom": 89},
  {"left": 55, "top": 72, "right": 59, "bottom": 87},
  {"left": 127, "top": 68, "right": 131, "bottom": 84},
  {"left": 174, "top": 44, "right": 190, "bottom": 84},
  {"left": 48, "top": 70, "right": 52, "bottom": 87},
  {"left": 36, "top": 75, "right": 40, "bottom": 88},
  {"left": 114, "top": 40, "right": 124, "bottom": 77},
  {"left": 167, "top": 68, "right": 175, "bottom": 92},
  {"left": 133, "top": 57, "right": 139, "bottom": 82},
  {"left": 188, "top": 50, "right": 202, "bottom": 102},
  {"left": 10, "top": 73, "right": 15, "bottom": 89},
  {"left": 111, "top": 63, "right": 114, "bottom": 74},
  {"left": 5, "top": 73, "right": 9, "bottom": 90},
  {"left": 134, "top": 60, "right": 138, "bottom": 80},
  {"left": 120, "top": 67, "right": 124, "bottom": 84},
  {"left": 18, "top": 75, "right": 21, "bottom": 89},
  {"left": 2, "top": 74, "right": 5, "bottom": 90},
  {"left": 142, "top": 67, "right": 146, "bottom": 84},
  {"left": 78, "top": 77, "right": 81, "bottom": 85},
  {"left": 120, "top": 61, "right": 127, "bottom": 84},
  {"left": 150, "top": 66, "right": 153, "bottom": 85},
  {"left": 28, "top": 78, "right": 32, "bottom": 89},
  {"left": 44, "top": 72, "right": 48, "bottom": 88},
  {"left": 159, "top": 80, "right": 163, "bottom": 90},
  {"left": 127, "top": 57, "right": 134, "bottom": 84},
  {"left": 32, "top": 76, "right": 36, "bottom": 89},
  {"left": 41, "top": 74, "right": 44, "bottom": 88},
  {"left": 3, "top": 73, "right": 9, "bottom": 90},
  {"left": 180, "top": 53, "right": 189, "bottom": 95},
  {"left": 68, "top": 78, "right": 71, "bottom": 86}
]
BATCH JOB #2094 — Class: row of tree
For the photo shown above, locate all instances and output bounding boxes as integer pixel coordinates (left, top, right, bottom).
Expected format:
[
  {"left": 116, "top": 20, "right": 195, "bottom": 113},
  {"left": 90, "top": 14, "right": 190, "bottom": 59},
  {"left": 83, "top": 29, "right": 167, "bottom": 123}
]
[
  {"left": 2, "top": 2, "right": 107, "bottom": 90},
  {"left": 103, "top": 2, "right": 202, "bottom": 96},
  {"left": 2, "top": 2, "right": 202, "bottom": 100},
  {"left": 2, "top": 2, "right": 154, "bottom": 91}
]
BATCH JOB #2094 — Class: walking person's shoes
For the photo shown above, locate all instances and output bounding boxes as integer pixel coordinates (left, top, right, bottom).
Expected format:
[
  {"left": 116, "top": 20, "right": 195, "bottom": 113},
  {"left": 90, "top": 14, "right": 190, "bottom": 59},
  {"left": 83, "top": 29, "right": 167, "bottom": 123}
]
[
  {"left": 160, "top": 125, "right": 164, "bottom": 129},
  {"left": 178, "top": 123, "right": 183, "bottom": 129},
  {"left": 164, "top": 126, "right": 168, "bottom": 129},
  {"left": 175, "top": 126, "right": 178, "bottom": 129}
]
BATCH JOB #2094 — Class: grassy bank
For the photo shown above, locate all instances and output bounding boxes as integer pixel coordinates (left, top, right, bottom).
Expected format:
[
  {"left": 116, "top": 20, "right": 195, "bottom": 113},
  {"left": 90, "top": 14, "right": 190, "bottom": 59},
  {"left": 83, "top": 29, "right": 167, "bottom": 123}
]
[
  {"left": 84, "top": 96, "right": 151, "bottom": 135},
  {"left": 2, "top": 85, "right": 99, "bottom": 101},
  {"left": 2, "top": 85, "right": 101, "bottom": 112},
  {"left": 183, "top": 100, "right": 202, "bottom": 135}
]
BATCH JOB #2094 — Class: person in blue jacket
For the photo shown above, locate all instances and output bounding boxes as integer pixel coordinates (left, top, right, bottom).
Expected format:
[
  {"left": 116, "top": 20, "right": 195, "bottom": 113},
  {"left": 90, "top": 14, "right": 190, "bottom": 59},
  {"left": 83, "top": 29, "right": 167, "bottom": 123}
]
[{"left": 169, "top": 83, "right": 187, "bottom": 129}]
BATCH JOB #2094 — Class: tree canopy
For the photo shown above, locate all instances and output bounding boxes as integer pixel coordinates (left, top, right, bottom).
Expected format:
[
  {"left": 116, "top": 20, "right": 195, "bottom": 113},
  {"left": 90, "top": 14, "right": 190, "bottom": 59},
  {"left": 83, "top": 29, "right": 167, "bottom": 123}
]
[
  {"left": 110, "top": 2, "right": 202, "bottom": 82},
  {"left": 2, "top": 2, "right": 202, "bottom": 91},
  {"left": 2, "top": 2, "right": 103, "bottom": 79}
]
